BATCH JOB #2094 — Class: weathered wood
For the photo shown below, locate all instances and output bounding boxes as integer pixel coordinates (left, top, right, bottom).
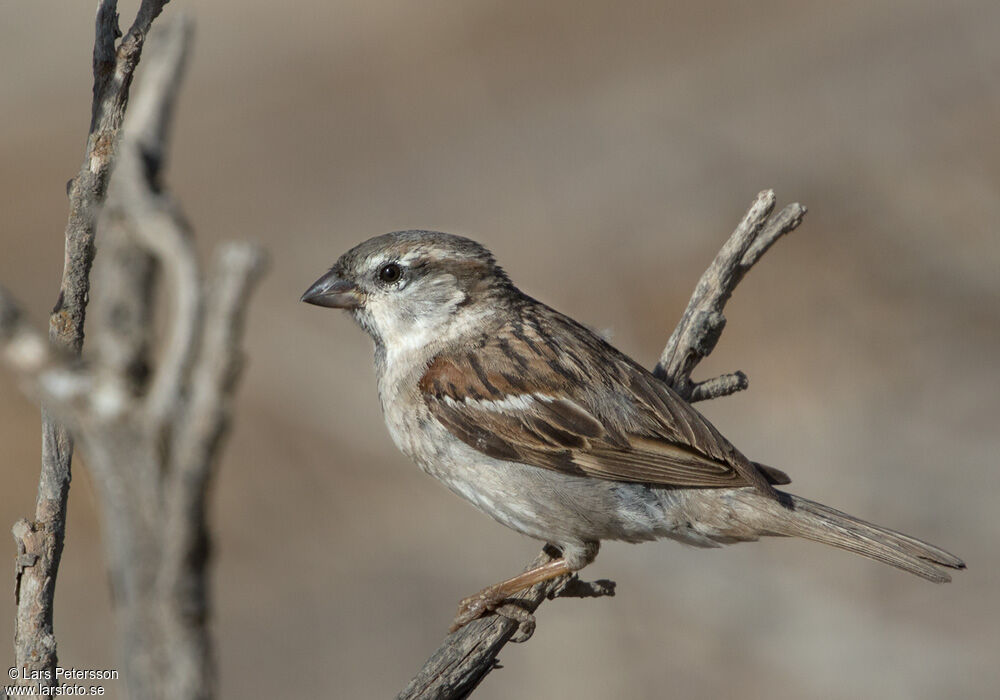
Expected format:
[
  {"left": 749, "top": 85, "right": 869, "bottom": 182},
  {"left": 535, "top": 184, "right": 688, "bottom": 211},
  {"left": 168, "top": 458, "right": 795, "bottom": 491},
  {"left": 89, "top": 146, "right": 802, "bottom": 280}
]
[
  {"left": 4, "top": 12, "right": 267, "bottom": 700},
  {"left": 12, "top": 2, "right": 171, "bottom": 694}
]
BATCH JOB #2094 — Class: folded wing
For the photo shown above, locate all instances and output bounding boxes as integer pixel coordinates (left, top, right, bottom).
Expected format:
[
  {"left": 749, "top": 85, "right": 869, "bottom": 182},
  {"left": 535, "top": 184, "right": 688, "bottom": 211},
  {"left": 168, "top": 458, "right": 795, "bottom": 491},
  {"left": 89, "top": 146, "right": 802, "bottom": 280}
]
[{"left": 419, "top": 310, "right": 787, "bottom": 493}]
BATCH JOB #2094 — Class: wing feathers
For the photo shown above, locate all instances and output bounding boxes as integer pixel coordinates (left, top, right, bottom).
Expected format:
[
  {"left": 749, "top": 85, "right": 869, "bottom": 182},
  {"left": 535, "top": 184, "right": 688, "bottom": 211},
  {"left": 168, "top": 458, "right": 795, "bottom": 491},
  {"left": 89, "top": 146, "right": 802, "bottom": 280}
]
[{"left": 419, "top": 309, "right": 783, "bottom": 493}]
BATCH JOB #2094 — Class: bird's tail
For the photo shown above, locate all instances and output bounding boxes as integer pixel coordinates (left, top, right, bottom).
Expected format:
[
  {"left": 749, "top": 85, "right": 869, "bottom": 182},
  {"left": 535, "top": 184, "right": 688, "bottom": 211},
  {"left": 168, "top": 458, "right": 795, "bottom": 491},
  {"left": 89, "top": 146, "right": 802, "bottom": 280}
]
[{"left": 732, "top": 490, "right": 966, "bottom": 582}]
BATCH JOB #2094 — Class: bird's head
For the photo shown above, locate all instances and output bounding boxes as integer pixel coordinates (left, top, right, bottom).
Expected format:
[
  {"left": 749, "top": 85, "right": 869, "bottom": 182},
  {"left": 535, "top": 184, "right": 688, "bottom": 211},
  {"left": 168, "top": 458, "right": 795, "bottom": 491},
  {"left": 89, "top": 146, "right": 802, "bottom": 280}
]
[{"left": 301, "top": 230, "right": 512, "bottom": 348}]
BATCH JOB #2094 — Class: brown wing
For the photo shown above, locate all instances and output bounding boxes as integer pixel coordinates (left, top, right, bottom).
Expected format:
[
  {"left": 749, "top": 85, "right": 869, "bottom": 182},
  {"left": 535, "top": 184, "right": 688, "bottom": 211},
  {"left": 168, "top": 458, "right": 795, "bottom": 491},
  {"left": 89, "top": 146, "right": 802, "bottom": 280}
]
[{"left": 419, "top": 306, "right": 787, "bottom": 494}]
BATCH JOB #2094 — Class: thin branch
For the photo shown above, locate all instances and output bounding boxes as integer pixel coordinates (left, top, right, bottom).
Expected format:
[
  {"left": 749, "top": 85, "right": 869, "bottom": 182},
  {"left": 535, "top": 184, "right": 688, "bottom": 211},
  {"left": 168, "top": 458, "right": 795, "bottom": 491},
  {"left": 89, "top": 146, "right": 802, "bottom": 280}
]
[
  {"left": 123, "top": 12, "right": 192, "bottom": 174},
  {"left": 156, "top": 243, "right": 266, "bottom": 700},
  {"left": 398, "top": 545, "right": 617, "bottom": 700},
  {"left": 135, "top": 199, "right": 201, "bottom": 426},
  {"left": 167, "top": 243, "right": 267, "bottom": 506},
  {"left": 7, "top": 12, "right": 267, "bottom": 699},
  {"left": 113, "top": 15, "right": 201, "bottom": 428},
  {"left": 0, "top": 289, "right": 104, "bottom": 426},
  {"left": 654, "top": 189, "right": 807, "bottom": 399},
  {"left": 398, "top": 550, "right": 559, "bottom": 700},
  {"left": 688, "top": 371, "right": 748, "bottom": 403},
  {"left": 93, "top": 16, "right": 195, "bottom": 519},
  {"left": 91, "top": 12, "right": 195, "bottom": 396},
  {"left": 14, "top": 0, "right": 172, "bottom": 690},
  {"left": 92, "top": 211, "right": 158, "bottom": 394},
  {"left": 161, "top": 244, "right": 267, "bottom": 572},
  {"left": 397, "top": 191, "right": 808, "bottom": 699}
]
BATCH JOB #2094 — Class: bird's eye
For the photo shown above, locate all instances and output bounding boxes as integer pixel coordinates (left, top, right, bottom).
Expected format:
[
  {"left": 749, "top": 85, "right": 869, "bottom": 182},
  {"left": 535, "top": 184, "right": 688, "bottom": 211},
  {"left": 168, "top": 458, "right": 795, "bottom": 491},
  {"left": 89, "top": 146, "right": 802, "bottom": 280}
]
[{"left": 377, "top": 263, "right": 402, "bottom": 284}]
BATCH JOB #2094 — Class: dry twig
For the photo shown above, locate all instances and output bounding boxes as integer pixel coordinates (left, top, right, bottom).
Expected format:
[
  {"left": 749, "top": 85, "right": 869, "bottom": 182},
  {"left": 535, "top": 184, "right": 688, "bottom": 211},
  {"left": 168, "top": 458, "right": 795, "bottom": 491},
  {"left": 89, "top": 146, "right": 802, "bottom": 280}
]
[
  {"left": 654, "top": 190, "right": 807, "bottom": 401},
  {"left": 11, "top": 1, "right": 171, "bottom": 693},
  {"left": 4, "top": 12, "right": 267, "bottom": 700},
  {"left": 397, "top": 189, "right": 807, "bottom": 700}
]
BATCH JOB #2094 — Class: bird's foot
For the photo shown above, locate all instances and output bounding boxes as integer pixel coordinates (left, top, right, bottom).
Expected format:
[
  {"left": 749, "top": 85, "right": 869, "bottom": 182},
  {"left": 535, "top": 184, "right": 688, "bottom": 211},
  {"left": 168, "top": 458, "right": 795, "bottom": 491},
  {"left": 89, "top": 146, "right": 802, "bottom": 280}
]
[
  {"left": 500, "top": 604, "right": 536, "bottom": 643},
  {"left": 449, "top": 587, "right": 537, "bottom": 641},
  {"left": 449, "top": 586, "right": 505, "bottom": 631}
]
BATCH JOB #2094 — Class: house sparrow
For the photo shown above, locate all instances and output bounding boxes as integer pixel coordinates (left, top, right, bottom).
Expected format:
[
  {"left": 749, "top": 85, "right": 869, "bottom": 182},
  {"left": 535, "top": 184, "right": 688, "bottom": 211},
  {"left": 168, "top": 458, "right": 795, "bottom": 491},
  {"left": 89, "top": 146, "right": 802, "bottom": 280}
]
[{"left": 302, "top": 230, "right": 964, "bottom": 631}]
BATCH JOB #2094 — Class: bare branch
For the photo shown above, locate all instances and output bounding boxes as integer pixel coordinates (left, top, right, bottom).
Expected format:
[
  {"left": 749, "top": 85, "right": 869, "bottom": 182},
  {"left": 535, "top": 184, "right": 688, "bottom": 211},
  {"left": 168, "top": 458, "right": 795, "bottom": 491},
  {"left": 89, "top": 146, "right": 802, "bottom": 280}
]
[
  {"left": 105, "top": 16, "right": 199, "bottom": 428},
  {"left": 168, "top": 243, "right": 267, "bottom": 484},
  {"left": 399, "top": 550, "right": 569, "bottom": 699},
  {"left": 8, "top": 10, "right": 269, "bottom": 699},
  {"left": 124, "top": 12, "right": 192, "bottom": 173},
  {"left": 0, "top": 289, "right": 113, "bottom": 428},
  {"left": 136, "top": 200, "right": 202, "bottom": 425},
  {"left": 398, "top": 191, "right": 807, "bottom": 698},
  {"left": 84, "top": 22, "right": 197, "bottom": 566},
  {"left": 90, "top": 11, "right": 194, "bottom": 396},
  {"left": 92, "top": 211, "right": 158, "bottom": 393},
  {"left": 688, "top": 371, "right": 749, "bottom": 403},
  {"left": 97, "top": 20, "right": 267, "bottom": 698},
  {"left": 741, "top": 203, "right": 806, "bottom": 270},
  {"left": 400, "top": 548, "right": 616, "bottom": 699},
  {"left": 654, "top": 190, "right": 806, "bottom": 398},
  {"left": 14, "top": 0, "right": 172, "bottom": 691},
  {"left": 153, "top": 243, "right": 266, "bottom": 700},
  {"left": 162, "top": 244, "right": 266, "bottom": 562}
]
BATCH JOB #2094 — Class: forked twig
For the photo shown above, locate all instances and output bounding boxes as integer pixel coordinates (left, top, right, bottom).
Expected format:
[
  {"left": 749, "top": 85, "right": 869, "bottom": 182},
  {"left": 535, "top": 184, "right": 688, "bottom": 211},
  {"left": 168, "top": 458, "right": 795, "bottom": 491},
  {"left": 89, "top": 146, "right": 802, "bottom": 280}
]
[
  {"left": 4, "top": 13, "right": 267, "bottom": 699},
  {"left": 11, "top": 2, "right": 172, "bottom": 692}
]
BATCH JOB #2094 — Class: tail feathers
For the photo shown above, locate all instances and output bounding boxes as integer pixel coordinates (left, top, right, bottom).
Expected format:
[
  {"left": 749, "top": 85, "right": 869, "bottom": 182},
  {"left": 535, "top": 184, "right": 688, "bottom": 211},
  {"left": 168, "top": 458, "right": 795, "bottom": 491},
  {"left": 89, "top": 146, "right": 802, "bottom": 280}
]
[
  {"left": 752, "top": 461, "right": 792, "bottom": 485},
  {"left": 759, "top": 493, "right": 965, "bottom": 583}
]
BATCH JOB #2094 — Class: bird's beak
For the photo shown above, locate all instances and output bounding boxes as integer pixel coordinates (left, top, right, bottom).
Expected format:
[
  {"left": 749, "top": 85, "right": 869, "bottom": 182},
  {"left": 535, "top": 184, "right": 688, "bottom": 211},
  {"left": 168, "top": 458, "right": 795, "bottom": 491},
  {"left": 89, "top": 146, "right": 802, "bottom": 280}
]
[{"left": 300, "top": 269, "right": 364, "bottom": 309}]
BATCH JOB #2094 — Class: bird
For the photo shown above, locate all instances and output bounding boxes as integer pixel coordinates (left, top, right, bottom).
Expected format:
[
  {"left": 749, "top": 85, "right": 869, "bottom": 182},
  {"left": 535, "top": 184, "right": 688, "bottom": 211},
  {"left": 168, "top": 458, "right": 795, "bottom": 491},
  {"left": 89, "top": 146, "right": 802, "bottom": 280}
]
[{"left": 301, "top": 230, "right": 964, "bottom": 631}]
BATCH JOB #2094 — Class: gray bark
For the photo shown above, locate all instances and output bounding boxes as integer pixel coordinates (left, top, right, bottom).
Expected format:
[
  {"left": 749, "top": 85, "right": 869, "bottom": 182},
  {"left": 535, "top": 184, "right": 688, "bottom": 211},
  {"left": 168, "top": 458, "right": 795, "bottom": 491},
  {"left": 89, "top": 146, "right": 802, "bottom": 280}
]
[
  {"left": 4, "top": 10, "right": 267, "bottom": 700},
  {"left": 12, "top": 1, "right": 171, "bottom": 694}
]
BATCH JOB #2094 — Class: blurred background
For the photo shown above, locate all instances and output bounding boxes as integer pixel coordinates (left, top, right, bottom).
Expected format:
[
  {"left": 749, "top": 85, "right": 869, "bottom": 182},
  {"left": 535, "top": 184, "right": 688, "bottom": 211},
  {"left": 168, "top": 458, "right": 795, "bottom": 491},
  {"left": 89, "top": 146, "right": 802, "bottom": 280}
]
[{"left": 2, "top": 1, "right": 998, "bottom": 698}]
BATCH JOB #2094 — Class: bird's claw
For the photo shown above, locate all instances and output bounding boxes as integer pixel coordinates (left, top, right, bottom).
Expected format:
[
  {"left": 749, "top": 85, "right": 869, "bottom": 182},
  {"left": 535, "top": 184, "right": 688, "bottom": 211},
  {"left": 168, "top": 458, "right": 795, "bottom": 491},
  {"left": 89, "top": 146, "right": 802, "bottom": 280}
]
[
  {"left": 448, "top": 589, "right": 537, "bottom": 642},
  {"left": 449, "top": 590, "right": 499, "bottom": 632},
  {"left": 499, "top": 604, "right": 536, "bottom": 642}
]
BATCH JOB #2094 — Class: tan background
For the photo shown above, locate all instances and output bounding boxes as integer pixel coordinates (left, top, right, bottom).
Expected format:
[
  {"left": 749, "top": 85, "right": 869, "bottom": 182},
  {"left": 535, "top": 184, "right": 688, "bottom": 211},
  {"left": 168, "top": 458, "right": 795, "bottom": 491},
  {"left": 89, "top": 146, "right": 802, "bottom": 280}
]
[{"left": 2, "top": 1, "right": 998, "bottom": 698}]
